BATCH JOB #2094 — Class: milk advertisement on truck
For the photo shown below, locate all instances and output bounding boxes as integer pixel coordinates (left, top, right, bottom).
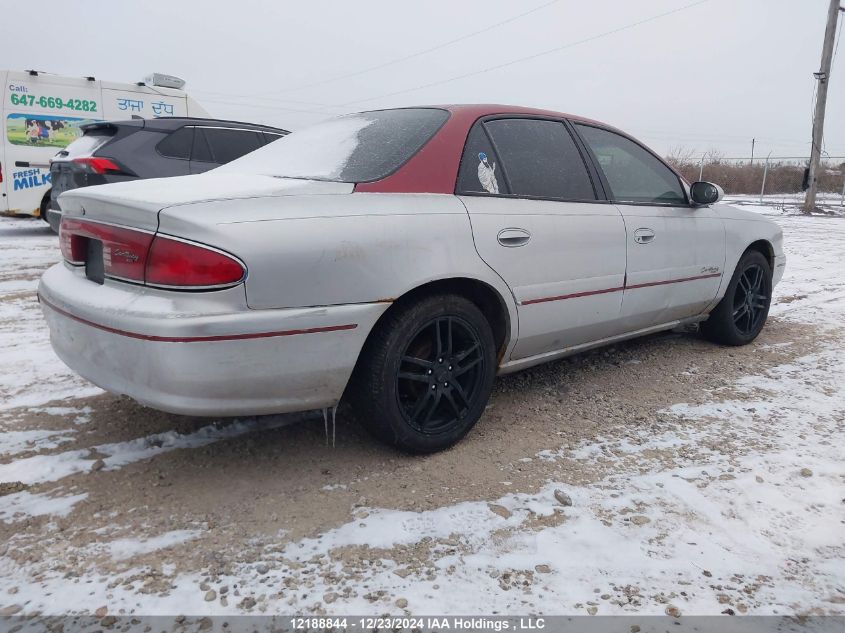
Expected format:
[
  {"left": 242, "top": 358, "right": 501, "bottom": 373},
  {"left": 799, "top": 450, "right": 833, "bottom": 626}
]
[{"left": 0, "top": 70, "right": 209, "bottom": 219}]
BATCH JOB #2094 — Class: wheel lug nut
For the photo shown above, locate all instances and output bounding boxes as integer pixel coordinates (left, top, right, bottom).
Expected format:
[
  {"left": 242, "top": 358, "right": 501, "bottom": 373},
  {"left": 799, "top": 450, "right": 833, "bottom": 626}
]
[
  {"left": 444, "top": 382, "right": 449, "bottom": 387},
  {"left": 431, "top": 384, "right": 436, "bottom": 390},
  {"left": 448, "top": 366, "right": 452, "bottom": 371},
  {"left": 438, "top": 358, "right": 443, "bottom": 363},
  {"left": 427, "top": 369, "right": 432, "bottom": 375}
]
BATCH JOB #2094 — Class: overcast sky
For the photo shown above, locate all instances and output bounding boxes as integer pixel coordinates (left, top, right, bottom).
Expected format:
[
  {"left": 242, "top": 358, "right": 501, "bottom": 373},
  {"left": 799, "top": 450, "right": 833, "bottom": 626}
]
[{"left": 2, "top": 0, "right": 843, "bottom": 159}]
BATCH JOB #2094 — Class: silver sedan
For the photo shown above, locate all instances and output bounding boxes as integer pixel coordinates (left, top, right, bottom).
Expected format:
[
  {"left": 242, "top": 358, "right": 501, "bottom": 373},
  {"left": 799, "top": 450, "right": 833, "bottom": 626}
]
[{"left": 39, "top": 105, "right": 785, "bottom": 453}]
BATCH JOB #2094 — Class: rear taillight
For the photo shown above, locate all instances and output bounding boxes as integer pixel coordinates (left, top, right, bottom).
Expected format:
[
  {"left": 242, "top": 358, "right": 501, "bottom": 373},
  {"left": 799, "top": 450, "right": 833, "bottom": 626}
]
[
  {"left": 59, "top": 217, "right": 245, "bottom": 290},
  {"left": 72, "top": 157, "right": 124, "bottom": 175},
  {"left": 60, "top": 217, "right": 153, "bottom": 282},
  {"left": 145, "top": 236, "right": 246, "bottom": 289}
]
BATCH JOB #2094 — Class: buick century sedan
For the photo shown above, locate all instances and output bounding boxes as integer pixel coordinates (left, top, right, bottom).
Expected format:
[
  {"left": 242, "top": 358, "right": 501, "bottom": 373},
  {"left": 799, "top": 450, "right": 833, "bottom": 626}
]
[{"left": 39, "top": 105, "right": 785, "bottom": 453}]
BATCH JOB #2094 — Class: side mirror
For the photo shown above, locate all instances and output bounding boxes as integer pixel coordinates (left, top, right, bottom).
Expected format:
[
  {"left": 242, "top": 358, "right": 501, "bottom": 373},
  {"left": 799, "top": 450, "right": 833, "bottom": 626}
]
[{"left": 690, "top": 181, "right": 724, "bottom": 206}]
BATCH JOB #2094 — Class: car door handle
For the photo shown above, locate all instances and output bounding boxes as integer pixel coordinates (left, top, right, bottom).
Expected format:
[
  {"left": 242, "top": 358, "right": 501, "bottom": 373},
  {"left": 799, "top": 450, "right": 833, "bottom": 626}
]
[
  {"left": 634, "top": 228, "right": 656, "bottom": 244},
  {"left": 497, "top": 228, "right": 531, "bottom": 247}
]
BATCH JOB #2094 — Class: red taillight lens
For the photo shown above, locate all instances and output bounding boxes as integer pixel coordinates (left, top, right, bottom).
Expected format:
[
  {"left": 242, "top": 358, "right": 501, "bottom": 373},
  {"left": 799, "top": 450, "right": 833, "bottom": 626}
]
[
  {"left": 60, "top": 217, "right": 153, "bottom": 282},
  {"left": 72, "top": 157, "right": 123, "bottom": 175},
  {"left": 60, "top": 218, "right": 245, "bottom": 289},
  {"left": 59, "top": 218, "right": 87, "bottom": 264},
  {"left": 145, "top": 236, "right": 245, "bottom": 289}
]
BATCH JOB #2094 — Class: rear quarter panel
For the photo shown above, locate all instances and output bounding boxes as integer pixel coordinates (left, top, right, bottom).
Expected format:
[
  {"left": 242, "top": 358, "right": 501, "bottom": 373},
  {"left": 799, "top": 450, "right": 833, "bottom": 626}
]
[{"left": 157, "top": 191, "right": 518, "bottom": 331}]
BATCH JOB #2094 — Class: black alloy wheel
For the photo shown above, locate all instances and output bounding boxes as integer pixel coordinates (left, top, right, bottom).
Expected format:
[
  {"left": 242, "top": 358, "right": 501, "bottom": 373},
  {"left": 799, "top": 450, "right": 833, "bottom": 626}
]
[
  {"left": 701, "top": 250, "right": 772, "bottom": 346},
  {"left": 732, "top": 263, "right": 768, "bottom": 336},
  {"left": 348, "top": 293, "right": 497, "bottom": 453},
  {"left": 396, "top": 316, "right": 486, "bottom": 435}
]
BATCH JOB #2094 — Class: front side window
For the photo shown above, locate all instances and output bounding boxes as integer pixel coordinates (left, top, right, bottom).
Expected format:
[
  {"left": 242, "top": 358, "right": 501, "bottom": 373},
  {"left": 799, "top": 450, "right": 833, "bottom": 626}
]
[
  {"left": 575, "top": 124, "right": 686, "bottom": 205},
  {"left": 217, "top": 108, "right": 449, "bottom": 182}
]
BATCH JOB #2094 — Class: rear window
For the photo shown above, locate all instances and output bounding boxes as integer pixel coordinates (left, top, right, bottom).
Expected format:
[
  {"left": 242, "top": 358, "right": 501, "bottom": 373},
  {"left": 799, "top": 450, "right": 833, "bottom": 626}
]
[
  {"left": 56, "top": 132, "right": 111, "bottom": 159},
  {"left": 216, "top": 108, "right": 449, "bottom": 182}
]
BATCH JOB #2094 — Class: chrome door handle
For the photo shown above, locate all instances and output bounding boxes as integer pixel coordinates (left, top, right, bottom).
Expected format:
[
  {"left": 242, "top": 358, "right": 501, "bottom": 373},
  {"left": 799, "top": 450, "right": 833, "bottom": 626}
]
[
  {"left": 634, "top": 228, "right": 656, "bottom": 244},
  {"left": 497, "top": 228, "right": 531, "bottom": 247}
]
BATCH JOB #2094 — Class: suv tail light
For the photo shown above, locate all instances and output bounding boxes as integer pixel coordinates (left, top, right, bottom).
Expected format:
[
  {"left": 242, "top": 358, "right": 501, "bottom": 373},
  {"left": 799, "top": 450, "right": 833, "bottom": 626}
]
[
  {"left": 72, "top": 157, "right": 125, "bottom": 175},
  {"left": 60, "top": 218, "right": 245, "bottom": 289}
]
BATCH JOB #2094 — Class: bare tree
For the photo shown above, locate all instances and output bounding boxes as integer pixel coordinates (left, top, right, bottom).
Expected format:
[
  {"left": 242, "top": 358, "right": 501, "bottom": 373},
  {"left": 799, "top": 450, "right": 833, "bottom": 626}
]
[{"left": 665, "top": 145, "right": 697, "bottom": 169}]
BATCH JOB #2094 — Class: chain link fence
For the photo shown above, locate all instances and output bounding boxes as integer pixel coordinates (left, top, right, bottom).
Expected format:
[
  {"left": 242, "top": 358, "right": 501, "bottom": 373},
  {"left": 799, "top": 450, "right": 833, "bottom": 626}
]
[{"left": 666, "top": 154, "right": 845, "bottom": 205}]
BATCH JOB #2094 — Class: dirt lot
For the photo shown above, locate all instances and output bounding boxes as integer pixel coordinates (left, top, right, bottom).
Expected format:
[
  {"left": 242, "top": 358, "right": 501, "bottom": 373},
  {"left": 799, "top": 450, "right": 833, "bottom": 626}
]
[{"left": 0, "top": 210, "right": 843, "bottom": 617}]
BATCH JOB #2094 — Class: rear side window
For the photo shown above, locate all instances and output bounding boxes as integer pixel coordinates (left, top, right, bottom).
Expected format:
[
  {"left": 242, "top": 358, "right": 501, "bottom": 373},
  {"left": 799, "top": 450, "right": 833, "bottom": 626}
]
[
  {"left": 202, "top": 128, "right": 264, "bottom": 164},
  {"left": 262, "top": 132, "right": 285, "bottom": 145},
  {"left": 457, "top": 119, "right": 596, "bottom": 200},
  {"left": 575, "top": 124, "right": 686, "bottom": 205},
  {"left": 456, "top": 123, "right": 508, "bottom": 195},
  {"left": 192, "top": 129, "right": 214, "bottom": 162},
  {"left": 156, "top": 127, "right": 193, "bottom": 160},
  {"left": 487, "top": 119, "right": 595, "bottom": 200}
]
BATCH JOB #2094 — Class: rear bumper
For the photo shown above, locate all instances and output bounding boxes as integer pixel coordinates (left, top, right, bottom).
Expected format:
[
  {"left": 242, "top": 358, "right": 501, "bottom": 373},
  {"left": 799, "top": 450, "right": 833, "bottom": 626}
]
[{"left": 38, "top": 264, "right": 388, "bottom": 416}]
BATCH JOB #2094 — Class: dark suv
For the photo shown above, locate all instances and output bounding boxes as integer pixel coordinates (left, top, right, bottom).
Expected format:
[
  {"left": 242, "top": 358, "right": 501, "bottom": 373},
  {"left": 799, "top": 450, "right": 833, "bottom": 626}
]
[{"left": 47, "top": 117, "right": 288, "bottom": 232}]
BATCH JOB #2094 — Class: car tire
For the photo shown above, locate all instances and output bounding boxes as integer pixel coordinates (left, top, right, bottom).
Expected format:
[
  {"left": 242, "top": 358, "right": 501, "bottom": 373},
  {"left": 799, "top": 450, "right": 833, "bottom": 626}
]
[
  {"left": 701, "top": 250, "right": 772, "bottom": 346},
  {"left": 349, "top": 293, "right": 497, "bottom": 453},
  {"left": 40, "top": 193, "right": 51, "bottom": 224}
]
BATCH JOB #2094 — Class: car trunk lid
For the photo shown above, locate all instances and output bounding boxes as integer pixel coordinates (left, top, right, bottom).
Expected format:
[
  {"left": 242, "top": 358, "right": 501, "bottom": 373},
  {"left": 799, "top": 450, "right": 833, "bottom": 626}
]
[{"left": 57, "top": 172, "right": 354, "bottom": 231}]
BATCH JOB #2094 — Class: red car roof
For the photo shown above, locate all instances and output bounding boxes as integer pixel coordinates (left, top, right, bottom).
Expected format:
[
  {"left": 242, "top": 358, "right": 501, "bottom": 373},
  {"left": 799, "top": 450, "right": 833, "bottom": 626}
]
[{"left": 355, "top": 104, "right": 611, "bottom": 195}]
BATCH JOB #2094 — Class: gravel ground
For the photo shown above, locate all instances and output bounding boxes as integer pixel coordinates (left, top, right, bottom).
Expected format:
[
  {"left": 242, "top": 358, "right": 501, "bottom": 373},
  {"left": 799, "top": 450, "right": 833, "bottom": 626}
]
[{"left": 0, "top": 211, "right": 842, "bottom": 618}]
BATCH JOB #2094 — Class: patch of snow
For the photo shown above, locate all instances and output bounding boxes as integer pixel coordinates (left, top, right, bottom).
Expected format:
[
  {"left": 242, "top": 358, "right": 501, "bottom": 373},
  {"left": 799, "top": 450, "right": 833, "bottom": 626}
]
[
  {"left": 0, "top": 490, "right": 87, "bottom": 523},
  {"left": 104, "top": 530, "right": 203, "bottom": 561},
  {"left": 0, "top": 414, "right": 307, "bottom": 485},
  {"left": 0, "top": 428, "right": 75, "bottom": 457}
]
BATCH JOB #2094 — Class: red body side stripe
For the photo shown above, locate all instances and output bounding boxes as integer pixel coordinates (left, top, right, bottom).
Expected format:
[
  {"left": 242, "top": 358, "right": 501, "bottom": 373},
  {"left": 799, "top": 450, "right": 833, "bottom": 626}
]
[
  {"left": 39, "top": 296, "right": 357, "bottom": 343},
  {"left": 520, "top": 272, "right": 721, "bottom": 306},
  {"left": 521, "top": 286, "right": 625, "bottom": 306},
  {"left": 624, "top": 272, "right": 721, "bottom": 290}
]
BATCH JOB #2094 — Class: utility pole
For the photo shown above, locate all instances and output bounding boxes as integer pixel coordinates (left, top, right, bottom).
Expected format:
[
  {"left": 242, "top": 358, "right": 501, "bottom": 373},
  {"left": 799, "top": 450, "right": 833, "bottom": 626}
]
[
  {"left": 803, "top": 0, "right": 843, "bottom": 213},
  {"left": 750, "top": 138, "right": 755, "bottom": 166}
]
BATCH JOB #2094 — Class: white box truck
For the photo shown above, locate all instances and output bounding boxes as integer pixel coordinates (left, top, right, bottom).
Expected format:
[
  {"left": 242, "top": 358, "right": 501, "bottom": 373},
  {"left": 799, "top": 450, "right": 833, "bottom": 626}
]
[{"left": 1, "top": 70, "right": 209, "bottom": 219}]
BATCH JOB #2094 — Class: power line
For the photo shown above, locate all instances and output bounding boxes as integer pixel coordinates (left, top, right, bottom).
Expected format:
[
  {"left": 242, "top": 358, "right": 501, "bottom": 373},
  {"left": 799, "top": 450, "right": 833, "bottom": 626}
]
[
  {"left": 197, "top": 97, "right": 336, "bottom": 116},
  {"left": 192, "top": 91, "right": 337, "bottom": 108},
  {"left": 330, "top": 0, "right": 710, "bottom": 108},
  {"left": 254, "top": 0, "right": 561, "bottom": 99}
]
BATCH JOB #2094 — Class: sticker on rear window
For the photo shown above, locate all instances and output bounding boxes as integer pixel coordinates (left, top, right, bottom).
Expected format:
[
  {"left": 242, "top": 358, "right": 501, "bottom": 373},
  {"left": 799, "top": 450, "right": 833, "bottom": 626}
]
[{"left": 477, "top": 152, "right": 499, "bottom": 194}]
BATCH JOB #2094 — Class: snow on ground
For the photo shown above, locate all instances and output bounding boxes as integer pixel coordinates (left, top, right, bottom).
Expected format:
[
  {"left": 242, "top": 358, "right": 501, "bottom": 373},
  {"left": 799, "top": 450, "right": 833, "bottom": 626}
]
[
  {"left": 0, "top": 219, "right": 102, "bottom": 411},
  {"left": 0, "top": 413, "right": 307, "bottom": 487},
  {"left": 724, "top": 192, "right": 845, "bottom": 217},
  {"left": 0, "top": 209, "right": 843, "bottom": 617}
]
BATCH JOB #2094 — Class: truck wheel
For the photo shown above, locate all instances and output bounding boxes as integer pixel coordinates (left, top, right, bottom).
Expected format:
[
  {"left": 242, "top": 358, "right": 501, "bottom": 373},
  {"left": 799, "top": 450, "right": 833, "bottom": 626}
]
[
  {"left": 701, "top": 250, "right": 772, "bottom": 346},
  {"left": 349, "top": 294, "right": 496, "bottom": 453}
]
